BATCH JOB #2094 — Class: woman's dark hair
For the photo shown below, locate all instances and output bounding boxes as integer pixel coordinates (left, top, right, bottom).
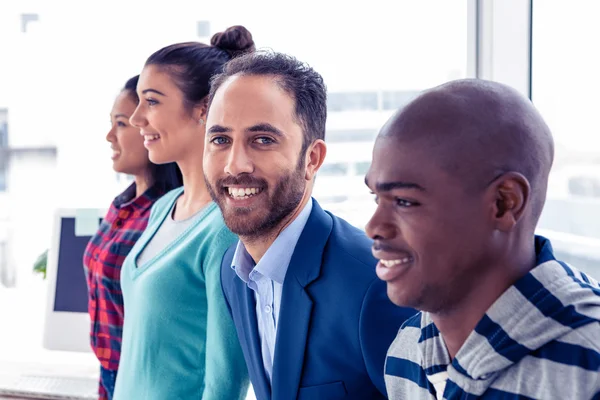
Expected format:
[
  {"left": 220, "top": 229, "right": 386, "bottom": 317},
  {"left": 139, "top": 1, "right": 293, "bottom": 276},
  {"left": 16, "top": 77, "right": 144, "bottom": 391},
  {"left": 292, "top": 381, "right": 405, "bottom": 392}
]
[
  {"left": 145, "top": 25, "right": 255, "bottom": 112},
  {"left": 122, "top": 75, "right": 140, "bottom": 102},
  {"left": 120, "top": 75, "right": 183, "bottom": 193},
  {"left": 146, "top": 157, "right": 183, "bottom": 193}
]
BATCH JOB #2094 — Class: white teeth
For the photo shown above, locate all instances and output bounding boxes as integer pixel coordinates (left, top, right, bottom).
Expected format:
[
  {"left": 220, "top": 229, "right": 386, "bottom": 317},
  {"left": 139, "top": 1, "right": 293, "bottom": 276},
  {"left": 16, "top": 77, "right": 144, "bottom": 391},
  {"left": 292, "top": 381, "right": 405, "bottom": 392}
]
[
  {"left": 380, "top": 258, "right": 412, "bottom": 268},
  {"left": 144, "top": 134, "right": 160, "bottom": 141},
  {"left": 227, "top": 187, "right": 261, "bottom": 199}
]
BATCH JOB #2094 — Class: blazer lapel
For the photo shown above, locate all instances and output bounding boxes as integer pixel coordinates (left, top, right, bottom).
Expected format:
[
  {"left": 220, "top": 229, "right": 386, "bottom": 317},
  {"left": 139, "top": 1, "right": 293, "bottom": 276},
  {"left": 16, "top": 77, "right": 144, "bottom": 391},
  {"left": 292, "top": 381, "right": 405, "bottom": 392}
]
[{"left": 271, "top": 201, "right": 333, "bottom": 400}]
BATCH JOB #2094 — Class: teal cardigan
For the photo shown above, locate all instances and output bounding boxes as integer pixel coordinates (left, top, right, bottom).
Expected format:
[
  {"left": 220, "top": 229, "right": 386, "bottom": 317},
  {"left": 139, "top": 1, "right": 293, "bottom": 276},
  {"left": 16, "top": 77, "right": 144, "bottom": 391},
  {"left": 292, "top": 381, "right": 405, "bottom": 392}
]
[{"left": 113, "top": 187, "right": 249, "bottom": 400}]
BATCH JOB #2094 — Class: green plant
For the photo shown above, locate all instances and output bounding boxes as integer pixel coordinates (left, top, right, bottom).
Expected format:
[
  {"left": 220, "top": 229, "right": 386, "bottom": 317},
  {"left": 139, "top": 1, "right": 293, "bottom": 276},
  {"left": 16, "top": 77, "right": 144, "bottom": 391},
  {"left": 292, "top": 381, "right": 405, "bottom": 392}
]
[{"left": 33, "top": 249, "right": 48, "bottom": 279}]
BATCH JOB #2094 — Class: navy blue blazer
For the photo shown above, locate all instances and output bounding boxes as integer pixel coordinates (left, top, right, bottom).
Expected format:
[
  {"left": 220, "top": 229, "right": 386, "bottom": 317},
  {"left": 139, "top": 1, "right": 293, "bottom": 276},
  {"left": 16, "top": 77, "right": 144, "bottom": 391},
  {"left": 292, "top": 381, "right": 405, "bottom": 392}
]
[{"left": 221, "top": 200, "right": 416, "bottom": 400}]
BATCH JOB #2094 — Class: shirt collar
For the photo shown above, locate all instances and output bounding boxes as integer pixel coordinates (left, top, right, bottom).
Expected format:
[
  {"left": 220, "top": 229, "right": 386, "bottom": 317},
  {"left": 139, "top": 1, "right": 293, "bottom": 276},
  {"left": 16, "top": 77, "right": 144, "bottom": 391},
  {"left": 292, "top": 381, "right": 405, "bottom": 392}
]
[
  {"left": 232, "top": 198, "right": 314, "bottom": 285},
  {"left": 114, "top": 182, "right": 164, "bottom": 211}
]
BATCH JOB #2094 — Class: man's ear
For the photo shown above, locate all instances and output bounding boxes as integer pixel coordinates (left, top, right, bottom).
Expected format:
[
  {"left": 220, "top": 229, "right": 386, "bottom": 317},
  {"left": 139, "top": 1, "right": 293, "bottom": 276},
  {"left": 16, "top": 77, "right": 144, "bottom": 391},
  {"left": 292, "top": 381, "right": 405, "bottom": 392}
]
[
  {"left": 489, "top": 172, "right": 530, "bottom": 232},
  {"left": 304, "top": 139, "right": 327, "bottom": 181}
]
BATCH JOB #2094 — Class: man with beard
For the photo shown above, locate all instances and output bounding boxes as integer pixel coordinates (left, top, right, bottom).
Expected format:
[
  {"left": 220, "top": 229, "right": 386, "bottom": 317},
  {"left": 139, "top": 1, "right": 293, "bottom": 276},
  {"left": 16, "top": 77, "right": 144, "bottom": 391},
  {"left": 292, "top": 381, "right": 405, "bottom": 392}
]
[{"left": 203, "top": 51, "right": 415, "bottom": 400}]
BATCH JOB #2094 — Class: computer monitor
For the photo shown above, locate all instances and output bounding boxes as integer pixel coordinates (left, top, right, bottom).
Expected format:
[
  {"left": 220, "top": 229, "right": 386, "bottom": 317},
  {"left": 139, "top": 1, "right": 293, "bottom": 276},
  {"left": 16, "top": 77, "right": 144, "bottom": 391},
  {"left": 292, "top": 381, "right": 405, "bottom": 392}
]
[{"left": 43, "top": 208, "right": 104, "bottom": 353}]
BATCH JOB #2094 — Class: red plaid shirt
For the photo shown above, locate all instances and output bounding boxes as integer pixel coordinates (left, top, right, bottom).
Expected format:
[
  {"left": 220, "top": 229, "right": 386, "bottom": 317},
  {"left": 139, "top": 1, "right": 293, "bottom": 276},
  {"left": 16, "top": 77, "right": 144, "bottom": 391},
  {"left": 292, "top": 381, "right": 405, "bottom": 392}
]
[{"left": 83, "top": 184, "right": 163, "bottom": 372}]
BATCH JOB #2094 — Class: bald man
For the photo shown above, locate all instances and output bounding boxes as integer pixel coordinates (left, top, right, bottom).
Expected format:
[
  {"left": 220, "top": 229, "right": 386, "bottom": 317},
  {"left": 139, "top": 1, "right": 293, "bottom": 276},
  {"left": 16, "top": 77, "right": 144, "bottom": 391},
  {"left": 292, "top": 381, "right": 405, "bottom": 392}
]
[{"left": 365, "top": 79, "right": 600, "bottom": 399}]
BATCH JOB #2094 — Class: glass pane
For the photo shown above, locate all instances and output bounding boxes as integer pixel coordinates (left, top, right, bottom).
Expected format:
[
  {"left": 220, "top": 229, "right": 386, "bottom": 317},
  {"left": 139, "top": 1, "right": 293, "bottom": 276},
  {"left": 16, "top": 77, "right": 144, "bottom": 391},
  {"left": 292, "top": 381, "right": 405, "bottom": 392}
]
[
  {"left": 0, "top": 109, "right": 7, "bottom": 192},
  {"left": 318, "top": 162, "right": 349, "bottom": 177},
  {"left": 356, "top": 161, "right": 372, "bottom": 176},
  {"left": 532, "top": 0, "right": 600, "bottom": 279}
]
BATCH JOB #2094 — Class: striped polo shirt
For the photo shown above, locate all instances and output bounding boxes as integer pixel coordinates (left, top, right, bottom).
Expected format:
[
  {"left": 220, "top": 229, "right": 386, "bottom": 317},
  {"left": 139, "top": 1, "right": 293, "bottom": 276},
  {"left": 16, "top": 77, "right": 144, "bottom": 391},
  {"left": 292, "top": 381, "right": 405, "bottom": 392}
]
[{"left": 385, "top": 236, "right": 600, "bottom": 399}]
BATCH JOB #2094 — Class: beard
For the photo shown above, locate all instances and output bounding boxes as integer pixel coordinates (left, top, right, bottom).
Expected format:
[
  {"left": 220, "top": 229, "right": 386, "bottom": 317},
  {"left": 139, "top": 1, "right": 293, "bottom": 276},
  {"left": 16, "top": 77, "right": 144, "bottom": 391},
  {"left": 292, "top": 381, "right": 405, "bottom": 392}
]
[{"left": 206, "top": 160, "right": 306, "bottom": 239}]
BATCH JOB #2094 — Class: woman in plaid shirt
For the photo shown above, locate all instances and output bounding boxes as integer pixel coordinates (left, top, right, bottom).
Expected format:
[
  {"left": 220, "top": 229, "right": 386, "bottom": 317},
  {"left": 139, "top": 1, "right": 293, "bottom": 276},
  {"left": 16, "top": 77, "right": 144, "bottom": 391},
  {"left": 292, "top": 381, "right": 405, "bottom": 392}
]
[{"left": 83, "top": 75, "right": 182, "bottom": 400}]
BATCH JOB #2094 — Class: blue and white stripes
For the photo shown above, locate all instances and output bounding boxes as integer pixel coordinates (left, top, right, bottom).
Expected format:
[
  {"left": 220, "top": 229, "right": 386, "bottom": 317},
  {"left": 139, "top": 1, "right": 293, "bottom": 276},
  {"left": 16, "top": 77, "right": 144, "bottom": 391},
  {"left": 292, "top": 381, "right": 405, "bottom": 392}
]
[{"left": 385, "top": 237, "right": 600, "bottom": 399}]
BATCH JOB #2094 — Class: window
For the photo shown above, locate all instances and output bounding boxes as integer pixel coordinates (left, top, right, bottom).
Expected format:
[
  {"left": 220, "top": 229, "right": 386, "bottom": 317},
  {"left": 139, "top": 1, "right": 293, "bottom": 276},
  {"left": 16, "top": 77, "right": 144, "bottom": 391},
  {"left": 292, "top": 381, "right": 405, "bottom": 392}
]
[
  {"left": 381, "top": 90, "right": 420, "bottom": 110},
  {"left": 196, "top": 20, "right": 211, "bottom": 38},
  {"left": 326, "top": 129, "right": 377, "bottom": 143},
  {"left": 0, "top": 157, "right": 6, "bottom": 192},
  {"left": 328, "top": 92, "right": 379, "bottom": 112},
  {"left": 568, "top": 176, "right": 600, "bottom": 198},
  {"left": 327, "top": 90, "right": 423, "bottom": 112},
  {"left": 318, "top": 162, "right": 348, "bottom": 177},
  {"left": 0, "top": 109, "right": 7, "bottom": 192},
  {"left": 532, "top": 0, "right": 600, "bottom": 279},
  {"left": 0, "top": 241, "right": 9, "bottom": 287},
  {"left": 116, "top": 172, "right": 134, "bottom": 185},
  {"left": 20, "top": 13, "right": 39, "bottom": 33},
  {"left": 355, "top": 161, "right": 371, "bottom": 176}
]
